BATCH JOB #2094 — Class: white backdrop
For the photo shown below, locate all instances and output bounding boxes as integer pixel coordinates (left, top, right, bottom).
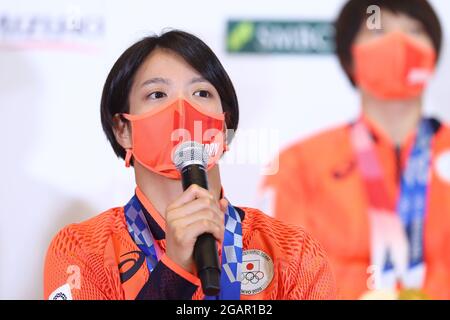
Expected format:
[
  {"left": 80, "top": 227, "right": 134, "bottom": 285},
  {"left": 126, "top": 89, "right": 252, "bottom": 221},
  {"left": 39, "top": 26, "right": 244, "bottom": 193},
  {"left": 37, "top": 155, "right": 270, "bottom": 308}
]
[{"left": 0, "top": 0, "right": 449, "bottom": 299}]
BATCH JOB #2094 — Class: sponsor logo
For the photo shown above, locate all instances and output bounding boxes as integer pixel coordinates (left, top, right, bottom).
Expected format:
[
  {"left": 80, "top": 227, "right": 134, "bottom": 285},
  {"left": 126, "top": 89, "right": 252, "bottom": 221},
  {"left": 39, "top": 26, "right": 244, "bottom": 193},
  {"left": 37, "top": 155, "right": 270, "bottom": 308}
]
[
  {"left": 118, "top": 250, "right": 146, "bottom": 283},
  {"left": 332, "top": 160, "right": 356, "bottom": 179},
  {"left": 0, "top": 8, "right": 104, "bottom": 52},
  {"left": 227, "top": 20, "right": 335, "bottom": 54}
]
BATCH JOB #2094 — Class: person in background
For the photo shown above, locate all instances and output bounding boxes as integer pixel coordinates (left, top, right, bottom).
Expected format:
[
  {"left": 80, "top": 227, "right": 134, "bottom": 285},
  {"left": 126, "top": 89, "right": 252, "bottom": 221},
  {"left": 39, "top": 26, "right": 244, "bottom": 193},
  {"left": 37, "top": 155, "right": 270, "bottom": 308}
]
[
  {"left": 263, "top": 0, "right": 450, "bottom": 299},
  {"left": 44, "top": 30, "right": 336, "bottom": 300}
]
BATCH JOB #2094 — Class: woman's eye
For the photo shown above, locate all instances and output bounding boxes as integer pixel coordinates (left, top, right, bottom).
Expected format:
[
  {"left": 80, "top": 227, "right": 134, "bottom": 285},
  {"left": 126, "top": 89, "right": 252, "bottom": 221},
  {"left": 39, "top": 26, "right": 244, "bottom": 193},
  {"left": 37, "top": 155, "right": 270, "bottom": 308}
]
[
  {"left": 193, "top": 90, "right": 211, "bottom": 98},
  {"left": 148, "top": 91, "right": 167, "bottom": 99}
]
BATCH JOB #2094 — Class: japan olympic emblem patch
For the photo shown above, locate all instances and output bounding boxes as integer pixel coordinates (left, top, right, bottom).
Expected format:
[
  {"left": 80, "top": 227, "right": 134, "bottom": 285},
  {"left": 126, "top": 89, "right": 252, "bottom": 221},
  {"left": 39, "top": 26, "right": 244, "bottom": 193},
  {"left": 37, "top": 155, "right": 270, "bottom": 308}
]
[{"left": 240, "top": 249, "right": 274, "bottom": 295}]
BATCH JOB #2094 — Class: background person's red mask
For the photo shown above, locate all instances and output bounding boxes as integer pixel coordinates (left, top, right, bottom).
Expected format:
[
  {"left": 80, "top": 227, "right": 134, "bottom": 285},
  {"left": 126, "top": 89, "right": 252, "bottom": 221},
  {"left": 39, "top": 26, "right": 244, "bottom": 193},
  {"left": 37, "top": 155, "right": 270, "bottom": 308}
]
[
  {"left": 122, "top": 99, "right": 226, "bottom": 179},
  {"left": 352, "top": 31, "right": 436, "bottom": 100}
]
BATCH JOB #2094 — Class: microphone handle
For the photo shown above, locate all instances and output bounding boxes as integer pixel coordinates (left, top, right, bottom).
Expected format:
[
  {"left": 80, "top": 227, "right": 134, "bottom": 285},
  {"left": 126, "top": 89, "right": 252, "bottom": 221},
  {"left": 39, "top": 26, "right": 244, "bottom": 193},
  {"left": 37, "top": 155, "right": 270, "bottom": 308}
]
[
  {"left": 181, "top": 164, "right": 221, "bottom": 296},
  {"left": 181, "top": 164, "right": 209, "bottom": 191}
]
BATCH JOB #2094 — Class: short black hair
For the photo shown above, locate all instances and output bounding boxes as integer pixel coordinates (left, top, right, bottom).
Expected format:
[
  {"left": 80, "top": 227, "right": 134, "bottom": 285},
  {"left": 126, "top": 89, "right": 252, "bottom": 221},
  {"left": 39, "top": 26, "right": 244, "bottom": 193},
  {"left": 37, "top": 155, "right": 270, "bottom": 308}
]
[
  {"left": 101, "top": 30, "right": 239, "bottom": 160},
  {"left": 335, "top": 0, "right": 443, "bottom": 86}
]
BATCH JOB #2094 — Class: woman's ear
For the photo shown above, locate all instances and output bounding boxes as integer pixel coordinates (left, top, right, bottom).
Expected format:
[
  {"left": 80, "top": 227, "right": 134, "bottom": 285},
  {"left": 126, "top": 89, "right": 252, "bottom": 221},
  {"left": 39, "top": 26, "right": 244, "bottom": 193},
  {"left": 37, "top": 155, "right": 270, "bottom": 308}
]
[{"left": 112, "top": 113, "right": 132, "bottom": 149}]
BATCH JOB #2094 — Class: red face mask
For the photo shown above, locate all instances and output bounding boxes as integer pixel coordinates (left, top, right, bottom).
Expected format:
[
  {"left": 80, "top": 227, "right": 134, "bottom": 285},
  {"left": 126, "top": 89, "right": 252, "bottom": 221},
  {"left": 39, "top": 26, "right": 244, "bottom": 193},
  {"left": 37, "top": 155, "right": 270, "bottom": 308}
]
[
  {"left": 122, "top": 99, "right": 226, "bottom": 179},
  {"left": 352, "top": 31, "right": 436, "bottom": 100}
]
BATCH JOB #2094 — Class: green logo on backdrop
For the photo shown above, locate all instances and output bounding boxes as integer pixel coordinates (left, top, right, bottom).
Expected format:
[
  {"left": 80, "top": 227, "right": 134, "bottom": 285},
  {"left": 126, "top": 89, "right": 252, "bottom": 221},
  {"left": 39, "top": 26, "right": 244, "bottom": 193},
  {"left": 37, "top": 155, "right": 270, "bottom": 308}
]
[{"left": 227, "top": 20, "right": 335, "bottom": 54}]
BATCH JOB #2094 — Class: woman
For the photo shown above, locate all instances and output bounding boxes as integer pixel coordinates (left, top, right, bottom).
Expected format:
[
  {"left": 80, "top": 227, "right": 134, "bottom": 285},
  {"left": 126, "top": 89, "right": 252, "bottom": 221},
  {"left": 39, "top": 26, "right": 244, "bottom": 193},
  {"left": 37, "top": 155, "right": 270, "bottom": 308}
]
[
  {"left": 263, "top": 0, "right": 450, "bottom": 299},
  {"left": 43, "top": 30, "right": 336, "bottom": 300}
]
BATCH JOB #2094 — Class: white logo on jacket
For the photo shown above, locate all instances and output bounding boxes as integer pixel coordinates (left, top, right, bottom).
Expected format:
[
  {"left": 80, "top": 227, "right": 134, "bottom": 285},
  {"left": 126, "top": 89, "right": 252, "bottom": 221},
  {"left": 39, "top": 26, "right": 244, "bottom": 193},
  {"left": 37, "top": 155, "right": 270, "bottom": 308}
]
[
  {"left": 49, "top": 283, "right": 72, "bottom": 300},
  {"left": 435, "top": 150, "right": 450, "bottom": 184},
  {"left": 240, "top": 249, "right": 274, "bottom": 295}
]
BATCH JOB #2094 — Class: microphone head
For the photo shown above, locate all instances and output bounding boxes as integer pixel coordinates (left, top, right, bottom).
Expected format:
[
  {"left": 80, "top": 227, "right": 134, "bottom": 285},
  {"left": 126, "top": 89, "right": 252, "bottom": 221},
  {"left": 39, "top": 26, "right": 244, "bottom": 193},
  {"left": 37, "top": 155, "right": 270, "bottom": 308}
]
[{"left": 173, "top": 141, "right": 209, "bottom": 171}]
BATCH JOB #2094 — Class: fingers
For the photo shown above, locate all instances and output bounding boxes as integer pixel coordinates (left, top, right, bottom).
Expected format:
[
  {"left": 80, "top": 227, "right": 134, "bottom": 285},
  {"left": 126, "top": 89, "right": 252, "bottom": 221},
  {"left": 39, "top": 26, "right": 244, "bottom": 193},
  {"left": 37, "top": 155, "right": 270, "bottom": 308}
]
[
  {"left": 167, "top": 196, "right": 222, "bottom": 222},
  {"left": 165, "top": 184, "right": 228, "bottom": 259},
  {"left": 170, "top": 209, "right": 224, "bottom": 231},
  {"left": 173, "top": 218, "right": 225, "bottom": 245},
  {"left": 167, "top": 184, "right": 213, "bottom": 212}
]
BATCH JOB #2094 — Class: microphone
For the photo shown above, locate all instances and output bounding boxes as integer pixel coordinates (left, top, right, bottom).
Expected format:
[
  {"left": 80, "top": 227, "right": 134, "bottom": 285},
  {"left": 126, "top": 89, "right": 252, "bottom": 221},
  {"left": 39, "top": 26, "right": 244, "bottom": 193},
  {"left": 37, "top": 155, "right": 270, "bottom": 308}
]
[{"left": 173, "top": 141, "right": 221, "bottom": 296}]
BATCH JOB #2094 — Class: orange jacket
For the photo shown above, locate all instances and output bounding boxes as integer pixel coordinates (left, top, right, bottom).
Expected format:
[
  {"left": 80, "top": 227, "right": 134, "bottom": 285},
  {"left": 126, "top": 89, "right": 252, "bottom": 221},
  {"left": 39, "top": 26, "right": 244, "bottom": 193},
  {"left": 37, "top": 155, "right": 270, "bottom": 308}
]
[
  {"left": 44, "top": 189, "right": 337, "bottom": 300},
  {"left": 263, "top": 116, "right": 450, "bottom": 299}
]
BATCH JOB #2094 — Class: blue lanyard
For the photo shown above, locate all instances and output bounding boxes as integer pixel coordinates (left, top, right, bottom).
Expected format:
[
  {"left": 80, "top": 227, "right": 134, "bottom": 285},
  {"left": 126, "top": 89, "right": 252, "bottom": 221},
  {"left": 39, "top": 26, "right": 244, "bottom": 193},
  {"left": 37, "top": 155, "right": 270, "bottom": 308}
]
[
  {"left": 205, "top": 203, "right": 242, "bottom": 300},
  {"left": 124, "top": 195, "right": 243, "bottom": 299},
  {"left": 379, "top": 118, "right": 433, "bottom": 284},
  {"left": 124, "top": 197, "right": 159, "bottom": 272},
  {"left": 395, "top": 119, "right": 433, "bottom": 270}
]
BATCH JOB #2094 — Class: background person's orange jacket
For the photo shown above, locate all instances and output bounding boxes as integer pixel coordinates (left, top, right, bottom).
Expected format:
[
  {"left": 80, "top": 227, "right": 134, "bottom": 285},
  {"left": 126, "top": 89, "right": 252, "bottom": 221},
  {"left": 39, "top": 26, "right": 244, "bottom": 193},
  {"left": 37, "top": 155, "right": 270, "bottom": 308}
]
[{"left": 263, "top": 116, "right": 450, "bottom": 299}]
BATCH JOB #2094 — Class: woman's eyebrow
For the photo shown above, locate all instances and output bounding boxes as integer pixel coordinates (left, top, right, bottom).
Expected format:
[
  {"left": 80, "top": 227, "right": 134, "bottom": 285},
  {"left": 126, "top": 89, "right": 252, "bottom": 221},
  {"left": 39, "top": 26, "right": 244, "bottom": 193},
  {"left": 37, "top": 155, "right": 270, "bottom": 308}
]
[
  {"left": 140, "top": 77, "right": 170, "bottom": 87},
  {"left": 189, "top": 76, "right": 209, "bottom": 84}
]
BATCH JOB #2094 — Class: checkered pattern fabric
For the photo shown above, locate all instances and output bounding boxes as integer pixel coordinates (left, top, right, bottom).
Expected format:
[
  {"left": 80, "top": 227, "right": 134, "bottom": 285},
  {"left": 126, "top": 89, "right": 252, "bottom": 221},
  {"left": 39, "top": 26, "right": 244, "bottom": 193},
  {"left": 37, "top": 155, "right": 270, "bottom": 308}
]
[
  {"left": 222, "top": 204, "right": 243, "bottom": 283},
  {"left": 125, "top": 194, "right": 243, "bottom": 299},
  {"left": 124, "top": 196, "right": 158, "bottom": 272}
]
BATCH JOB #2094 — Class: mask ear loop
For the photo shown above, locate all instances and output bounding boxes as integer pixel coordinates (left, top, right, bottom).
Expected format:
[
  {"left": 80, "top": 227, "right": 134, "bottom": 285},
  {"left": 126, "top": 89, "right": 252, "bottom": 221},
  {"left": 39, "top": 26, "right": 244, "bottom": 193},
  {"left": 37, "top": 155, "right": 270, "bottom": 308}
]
[
  {"left": 223, "top": 113, "right": 230, "bottom": 153},
  {"left": 125, "top": 148, "right": 133, "bottom": 168}
]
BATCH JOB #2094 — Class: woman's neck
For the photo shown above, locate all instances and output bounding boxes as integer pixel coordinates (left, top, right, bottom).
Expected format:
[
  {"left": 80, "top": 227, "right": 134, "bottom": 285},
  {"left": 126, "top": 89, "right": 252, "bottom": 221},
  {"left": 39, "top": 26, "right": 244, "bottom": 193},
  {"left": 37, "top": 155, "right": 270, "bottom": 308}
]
[
  {"left": 361, "top": 92, "right": 423, "bottom": 146},
  {"left": 134, "top": 163, "right": 222, "bottom": 218}
]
